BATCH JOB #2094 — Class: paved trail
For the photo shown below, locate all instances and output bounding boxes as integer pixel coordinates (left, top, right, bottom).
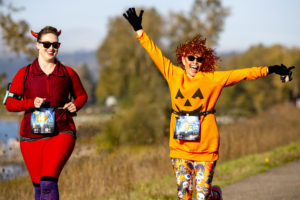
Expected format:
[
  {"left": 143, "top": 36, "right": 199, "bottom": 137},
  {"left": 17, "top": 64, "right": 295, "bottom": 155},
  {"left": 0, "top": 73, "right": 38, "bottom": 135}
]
[{"left": 222, "top": 159, "right": 300, "bottom": 200}]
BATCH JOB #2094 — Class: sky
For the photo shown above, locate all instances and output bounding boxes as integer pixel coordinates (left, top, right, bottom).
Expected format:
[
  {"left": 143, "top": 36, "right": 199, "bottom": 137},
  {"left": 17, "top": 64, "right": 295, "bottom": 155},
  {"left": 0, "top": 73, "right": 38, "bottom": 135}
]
[{"left": 2, "top": 0, "right": 300, "bottom": 54}]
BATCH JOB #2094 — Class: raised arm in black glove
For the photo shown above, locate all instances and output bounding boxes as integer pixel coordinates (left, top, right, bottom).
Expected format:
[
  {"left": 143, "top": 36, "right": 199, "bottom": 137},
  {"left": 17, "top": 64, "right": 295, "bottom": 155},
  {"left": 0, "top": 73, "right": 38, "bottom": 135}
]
[
  {"left": 123, "top": 8, "right": 144, "bottom": 31},
  {"left": 268, "top": 64, "right": 295, "bottom": 82}
]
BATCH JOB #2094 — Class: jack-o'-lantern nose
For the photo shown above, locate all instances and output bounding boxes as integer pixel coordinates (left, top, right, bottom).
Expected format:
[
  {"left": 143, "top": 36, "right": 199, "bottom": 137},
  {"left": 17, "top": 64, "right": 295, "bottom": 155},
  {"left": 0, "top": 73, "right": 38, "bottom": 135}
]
[{"left": 184, "top": 99, "right": 192, "bottom": 106}]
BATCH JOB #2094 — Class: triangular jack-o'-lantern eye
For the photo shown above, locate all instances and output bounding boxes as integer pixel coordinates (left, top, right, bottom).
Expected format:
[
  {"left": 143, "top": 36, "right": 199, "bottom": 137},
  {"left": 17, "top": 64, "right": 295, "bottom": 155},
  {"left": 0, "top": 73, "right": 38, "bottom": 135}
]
[
  {"left": 192, "top": 89, "right": 204, "bottom": 99},
  {"left": 175, "top": 89, "right": 184, "bottom": 99}
]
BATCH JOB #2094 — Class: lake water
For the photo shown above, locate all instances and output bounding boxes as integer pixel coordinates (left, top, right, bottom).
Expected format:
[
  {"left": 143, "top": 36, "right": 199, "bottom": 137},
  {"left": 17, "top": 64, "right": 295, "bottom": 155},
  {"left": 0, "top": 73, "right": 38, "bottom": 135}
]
[
  {"left": 0, "top": 164, "right": 27, "bottom": 181},
  {"left": 0, "top": 120, "right": 19, "bottom": 146},
  {"left": 0, "top": 119, "right": 28, "bottom": 181}
]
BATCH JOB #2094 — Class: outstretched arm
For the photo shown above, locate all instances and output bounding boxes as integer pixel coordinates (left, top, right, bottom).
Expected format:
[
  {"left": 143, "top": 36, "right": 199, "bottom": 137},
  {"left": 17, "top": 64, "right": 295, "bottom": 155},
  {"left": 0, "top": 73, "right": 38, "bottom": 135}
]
[
  {"left": 215, "top": 64, "right": 295, "bottom": 87},
  {"left": 215, "top": 66, "right": 269, "bottom": 87},
  {"left": 123, "top": 8, "right": 175, "bottom": 82}
]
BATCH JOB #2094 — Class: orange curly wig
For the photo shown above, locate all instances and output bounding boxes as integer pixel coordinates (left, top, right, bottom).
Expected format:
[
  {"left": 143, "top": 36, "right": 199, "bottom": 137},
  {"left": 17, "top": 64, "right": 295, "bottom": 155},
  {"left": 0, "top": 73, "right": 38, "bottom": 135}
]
[{"left": 176, "top": 34, "right": 220, "bottom": 72}]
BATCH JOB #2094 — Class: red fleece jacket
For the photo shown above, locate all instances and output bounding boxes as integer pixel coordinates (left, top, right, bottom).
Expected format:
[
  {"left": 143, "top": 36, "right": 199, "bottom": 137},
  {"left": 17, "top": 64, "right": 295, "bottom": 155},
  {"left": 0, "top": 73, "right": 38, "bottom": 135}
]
[{"left": 6, "top": 58, "right": 88, "bottom": 139}]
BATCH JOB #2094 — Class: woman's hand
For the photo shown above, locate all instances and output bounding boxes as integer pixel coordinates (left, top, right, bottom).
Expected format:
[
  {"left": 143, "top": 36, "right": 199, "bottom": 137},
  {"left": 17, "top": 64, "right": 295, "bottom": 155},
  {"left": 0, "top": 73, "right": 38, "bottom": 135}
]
[
  {"left": 268, "top": 64, "right": 294, "bottom": 75},
  {"left": 123, "top": 8, "right": 144, "bottom": 32},
  {"left": 34, "top": 97, "right": 46, "bottom": 108},
  {"left": 63, "top": 102, "right": 77, "bottom": 113},
  {"left": 268, "top": 64, "right": 295, "bottom": 82}
]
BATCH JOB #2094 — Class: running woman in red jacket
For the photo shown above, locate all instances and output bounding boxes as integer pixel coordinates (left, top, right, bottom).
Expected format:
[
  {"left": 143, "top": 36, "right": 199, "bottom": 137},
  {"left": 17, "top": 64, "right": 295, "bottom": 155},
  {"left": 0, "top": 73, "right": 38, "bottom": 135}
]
[{"left": 5, "top": 26, "right": 87, "bottom": 200}]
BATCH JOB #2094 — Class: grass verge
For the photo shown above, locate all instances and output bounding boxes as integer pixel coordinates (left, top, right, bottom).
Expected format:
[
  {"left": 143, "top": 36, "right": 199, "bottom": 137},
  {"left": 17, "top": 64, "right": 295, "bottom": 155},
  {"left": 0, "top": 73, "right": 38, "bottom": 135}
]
[
  {"left": 214, "top": 139, "right": 300, "bottom": 186},
  {"left": 128, "top": 140, "right": 300, "bottom": 200},
  {"left": 0, "top": 140, "right": 300, "bottom": 200}
]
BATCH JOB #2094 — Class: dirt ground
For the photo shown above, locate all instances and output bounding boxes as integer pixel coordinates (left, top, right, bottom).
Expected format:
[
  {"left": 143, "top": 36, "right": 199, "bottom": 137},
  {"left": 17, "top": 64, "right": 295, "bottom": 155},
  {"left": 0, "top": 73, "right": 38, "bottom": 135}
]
[{"left": 222, "top": 159, "right": 300, "bottom": 200}]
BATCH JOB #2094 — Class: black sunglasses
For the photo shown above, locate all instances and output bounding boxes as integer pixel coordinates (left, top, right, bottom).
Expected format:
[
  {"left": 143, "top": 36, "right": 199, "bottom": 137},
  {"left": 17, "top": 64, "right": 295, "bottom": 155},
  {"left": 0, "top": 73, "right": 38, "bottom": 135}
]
[
  {"left": 38, "top": 41, "right": 61, "bottom": 49},
  {"left": 188, "top": 56, "right": 204, "bottom": 63}
]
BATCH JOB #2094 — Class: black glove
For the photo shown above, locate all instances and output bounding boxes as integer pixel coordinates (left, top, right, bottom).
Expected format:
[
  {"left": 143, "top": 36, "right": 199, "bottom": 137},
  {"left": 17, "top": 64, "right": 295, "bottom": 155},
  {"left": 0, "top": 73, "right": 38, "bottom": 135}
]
[
  {"left": 268, "top": 64, "right": 295, "bottom": 82},
  {"left": 123, "top": 8, "right": 144, "bottom": 31}
]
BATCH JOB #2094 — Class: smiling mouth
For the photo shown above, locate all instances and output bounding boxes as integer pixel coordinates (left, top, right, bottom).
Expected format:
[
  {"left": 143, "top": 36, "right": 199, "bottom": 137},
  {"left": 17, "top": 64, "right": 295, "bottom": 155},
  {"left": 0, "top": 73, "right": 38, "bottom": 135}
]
[{"left": 190, "top": 65, "right": 199, "bottom": 73}]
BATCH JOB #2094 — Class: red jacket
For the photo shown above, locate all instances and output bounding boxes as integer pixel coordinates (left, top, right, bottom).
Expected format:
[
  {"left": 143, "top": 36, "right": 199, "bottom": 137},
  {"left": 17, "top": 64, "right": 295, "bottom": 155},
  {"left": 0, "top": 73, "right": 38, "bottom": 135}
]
[{"left": 6, "top": 58, "right": 88, "bottom": 139}]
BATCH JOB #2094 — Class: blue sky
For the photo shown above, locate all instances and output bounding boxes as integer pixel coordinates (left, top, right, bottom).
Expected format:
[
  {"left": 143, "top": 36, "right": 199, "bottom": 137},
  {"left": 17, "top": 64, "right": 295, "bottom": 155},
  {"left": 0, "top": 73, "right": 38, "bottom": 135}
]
[{"left": 3, "top": 0, "right": 300, "bottom": 54}]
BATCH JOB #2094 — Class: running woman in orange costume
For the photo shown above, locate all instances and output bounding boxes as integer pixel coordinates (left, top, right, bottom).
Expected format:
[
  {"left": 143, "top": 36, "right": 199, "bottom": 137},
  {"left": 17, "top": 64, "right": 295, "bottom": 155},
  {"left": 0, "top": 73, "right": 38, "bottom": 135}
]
[{"left": 123, "top": 8, "right": 294, "bottom": 200}]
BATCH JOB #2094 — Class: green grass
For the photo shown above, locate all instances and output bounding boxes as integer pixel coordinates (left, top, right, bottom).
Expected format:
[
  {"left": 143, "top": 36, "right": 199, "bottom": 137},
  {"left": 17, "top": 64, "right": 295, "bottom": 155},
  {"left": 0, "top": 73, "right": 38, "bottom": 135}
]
[{"left": 214, "top": 140, "right": 300, "bottom": 186}]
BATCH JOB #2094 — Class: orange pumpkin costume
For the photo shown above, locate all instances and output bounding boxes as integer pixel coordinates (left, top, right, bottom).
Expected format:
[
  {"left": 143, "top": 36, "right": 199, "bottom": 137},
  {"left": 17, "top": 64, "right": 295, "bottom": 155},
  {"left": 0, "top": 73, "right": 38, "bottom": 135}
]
[{"left": 137, "top": 31, "right": 268, "bottom": 161}]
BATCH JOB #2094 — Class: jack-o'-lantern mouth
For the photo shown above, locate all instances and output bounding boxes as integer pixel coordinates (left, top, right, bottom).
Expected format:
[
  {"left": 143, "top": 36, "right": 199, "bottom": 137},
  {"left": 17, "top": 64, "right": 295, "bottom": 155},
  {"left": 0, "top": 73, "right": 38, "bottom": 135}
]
[{"left": 174, "top": 104, "right": 203, "bottom": 115}]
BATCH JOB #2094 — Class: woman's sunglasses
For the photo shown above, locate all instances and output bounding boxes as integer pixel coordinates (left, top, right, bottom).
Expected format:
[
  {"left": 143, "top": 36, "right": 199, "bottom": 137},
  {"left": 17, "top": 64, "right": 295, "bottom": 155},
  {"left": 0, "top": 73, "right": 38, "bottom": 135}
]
[
  {"left": 38, "top": 41, "right": 61, "bottom": 49},
  {"left": 188, "top": 56, "right": 204, "bottom": 63}
]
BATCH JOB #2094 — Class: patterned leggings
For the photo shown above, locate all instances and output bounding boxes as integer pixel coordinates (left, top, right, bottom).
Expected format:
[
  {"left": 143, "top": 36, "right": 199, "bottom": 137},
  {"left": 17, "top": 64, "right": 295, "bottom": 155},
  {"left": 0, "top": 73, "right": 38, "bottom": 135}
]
[{"left": 171, "top": 158, "right": 218, "bottom": 200}]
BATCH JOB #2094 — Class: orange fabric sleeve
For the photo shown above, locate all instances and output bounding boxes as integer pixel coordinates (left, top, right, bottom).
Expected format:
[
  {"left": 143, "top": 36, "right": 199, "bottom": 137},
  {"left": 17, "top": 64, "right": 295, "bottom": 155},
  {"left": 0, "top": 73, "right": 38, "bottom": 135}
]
[
  {"left": 137, "top": 31, "right": 175, "bottom": 82},
  {"left": 214, "top": 67, "right": 269, "bottom": 87}
]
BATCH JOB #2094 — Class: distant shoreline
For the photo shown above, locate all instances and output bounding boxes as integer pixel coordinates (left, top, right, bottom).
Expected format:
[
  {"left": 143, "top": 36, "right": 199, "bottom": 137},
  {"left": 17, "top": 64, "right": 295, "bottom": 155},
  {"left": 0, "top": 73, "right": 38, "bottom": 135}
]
[{"left": 0, "top": 114, "right": 20, "bottom": 121}]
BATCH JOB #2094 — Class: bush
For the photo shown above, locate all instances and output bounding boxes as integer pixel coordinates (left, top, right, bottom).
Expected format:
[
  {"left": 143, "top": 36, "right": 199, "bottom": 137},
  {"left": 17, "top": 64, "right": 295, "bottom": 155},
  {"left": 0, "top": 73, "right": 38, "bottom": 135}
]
[{"left": 96, "top": 94, "right": 169, "bottom": 151}]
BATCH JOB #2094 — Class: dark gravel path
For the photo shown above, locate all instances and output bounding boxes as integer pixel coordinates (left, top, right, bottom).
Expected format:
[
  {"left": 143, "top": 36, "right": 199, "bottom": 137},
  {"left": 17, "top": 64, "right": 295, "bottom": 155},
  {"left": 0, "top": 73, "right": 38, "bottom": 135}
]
[{"left": 222, "top": 159, "right": 300, "bottom": 200}]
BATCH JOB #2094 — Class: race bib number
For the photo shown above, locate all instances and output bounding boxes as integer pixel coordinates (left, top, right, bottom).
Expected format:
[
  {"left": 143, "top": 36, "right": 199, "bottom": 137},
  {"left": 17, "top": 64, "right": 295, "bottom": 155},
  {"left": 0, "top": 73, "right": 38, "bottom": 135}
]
[
  {"left": 30, "top": 108, "right": 55, "bottom": 134},
  {"left": 174, "top": 115, "right": 200, "bottom": 141}
]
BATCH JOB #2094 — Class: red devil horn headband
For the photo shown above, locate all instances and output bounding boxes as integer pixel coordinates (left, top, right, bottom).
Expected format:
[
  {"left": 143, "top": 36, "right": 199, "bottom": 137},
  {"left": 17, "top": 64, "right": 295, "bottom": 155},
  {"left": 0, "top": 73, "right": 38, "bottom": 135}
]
[
  {"left": 30, "top": 29, "right": 62, "bottom": 38},
  {"left": 31, "top": 30, "right": 39, "bottom": 38}
]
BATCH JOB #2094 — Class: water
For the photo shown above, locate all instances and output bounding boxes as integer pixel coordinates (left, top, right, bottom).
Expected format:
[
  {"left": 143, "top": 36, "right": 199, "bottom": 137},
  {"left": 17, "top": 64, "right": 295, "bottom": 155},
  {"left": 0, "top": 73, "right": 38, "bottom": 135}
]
[
  {"left": 0, "top": 120, "right": 19, "bottom": 146},
  {"left": 0, "top": 119, "right": 27, "bottom": 181},
  {"left": 0, "top": 164, "right": 27, "bottom": 181}
]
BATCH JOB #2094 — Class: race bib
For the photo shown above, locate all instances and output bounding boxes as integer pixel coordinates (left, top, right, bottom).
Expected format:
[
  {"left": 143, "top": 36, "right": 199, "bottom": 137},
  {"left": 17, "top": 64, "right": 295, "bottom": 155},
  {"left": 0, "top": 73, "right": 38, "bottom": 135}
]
[
  {"left": 174, "top": 115, "right": 200, "bottom": 141},
  {"left": 30, "top": 108, "right": 55, "bottom": 134}
]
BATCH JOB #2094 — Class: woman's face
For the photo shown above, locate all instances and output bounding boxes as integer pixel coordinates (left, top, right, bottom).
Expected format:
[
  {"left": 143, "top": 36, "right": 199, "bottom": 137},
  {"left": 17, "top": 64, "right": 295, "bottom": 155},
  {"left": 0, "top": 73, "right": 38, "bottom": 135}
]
[
  {"left": 182, "top": 54, "right": 204, "bottom": 79},
  {"left": 36, "top": 33, "right": 60, "bottom": 62}
]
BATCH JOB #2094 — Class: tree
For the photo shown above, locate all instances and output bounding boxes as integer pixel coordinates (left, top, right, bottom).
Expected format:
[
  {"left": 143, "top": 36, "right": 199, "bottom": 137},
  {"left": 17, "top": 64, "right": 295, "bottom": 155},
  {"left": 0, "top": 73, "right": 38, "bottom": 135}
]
[
  {"left": 0, "top": 1, "right": 35, "bottom": 111},
  {"left": 95, "top": 0, "right": 230, "bottom": 148},
  {"left": 166, "top": 0, "right": 229, "bottom": 62},
  {"left": 74, "top": 64, "right": 95, "bottom": 105},
  {"left": 0, "top": 0, "right": 35, "bottom": 59},
  {"left": 217, "top": 44, "right": 300, "bottom": 116},
  {"left": 95, "top": 8, "right": 166, "bottom": 104},
  {"left": 95, "top": 8, "right": 170, "bottom": 148}
]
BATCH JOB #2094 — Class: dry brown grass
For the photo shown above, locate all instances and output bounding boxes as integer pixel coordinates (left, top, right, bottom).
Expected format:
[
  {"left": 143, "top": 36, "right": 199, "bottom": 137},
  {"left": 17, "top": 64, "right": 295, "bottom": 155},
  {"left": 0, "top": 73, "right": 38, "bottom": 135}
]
[
  {"left": 0, "top": 142, "right": 173, "bottom": 200},
  {"left": 0, "top": 104, "right": 299, "bottom": 200},
  {"left": 219, "top": 103, "right": 300, "bottom": 161},
  {"left": 58, "top": 142, "right": 173, "bottom": 200}
]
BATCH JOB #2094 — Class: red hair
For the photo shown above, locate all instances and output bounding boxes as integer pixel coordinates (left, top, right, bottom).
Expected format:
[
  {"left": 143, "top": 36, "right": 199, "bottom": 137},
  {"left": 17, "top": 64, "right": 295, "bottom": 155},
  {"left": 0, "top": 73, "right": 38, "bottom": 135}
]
[{"left": 176, "top": 34, "right": 220, "bottom": 72}]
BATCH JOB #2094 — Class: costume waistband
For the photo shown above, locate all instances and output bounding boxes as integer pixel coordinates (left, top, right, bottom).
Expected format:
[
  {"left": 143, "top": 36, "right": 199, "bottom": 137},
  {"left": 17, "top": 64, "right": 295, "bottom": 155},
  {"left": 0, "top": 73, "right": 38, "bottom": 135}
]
[
  {"left": 20, "top": 131, "right": 76, "bottom": 142},
  {"left": 172, "top": 109, "right": 216, "bottom": 116}
]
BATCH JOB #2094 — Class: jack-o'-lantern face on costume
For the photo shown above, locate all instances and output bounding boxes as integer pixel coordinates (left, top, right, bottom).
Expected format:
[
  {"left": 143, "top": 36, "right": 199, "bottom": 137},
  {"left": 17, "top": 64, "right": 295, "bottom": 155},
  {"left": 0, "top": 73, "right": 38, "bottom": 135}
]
[
  {"left": 174, "top": 34, "right": 220, "bottom": 113},
  {"left": 174, "top": 88, "right": 204, "bottom": 113}
]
